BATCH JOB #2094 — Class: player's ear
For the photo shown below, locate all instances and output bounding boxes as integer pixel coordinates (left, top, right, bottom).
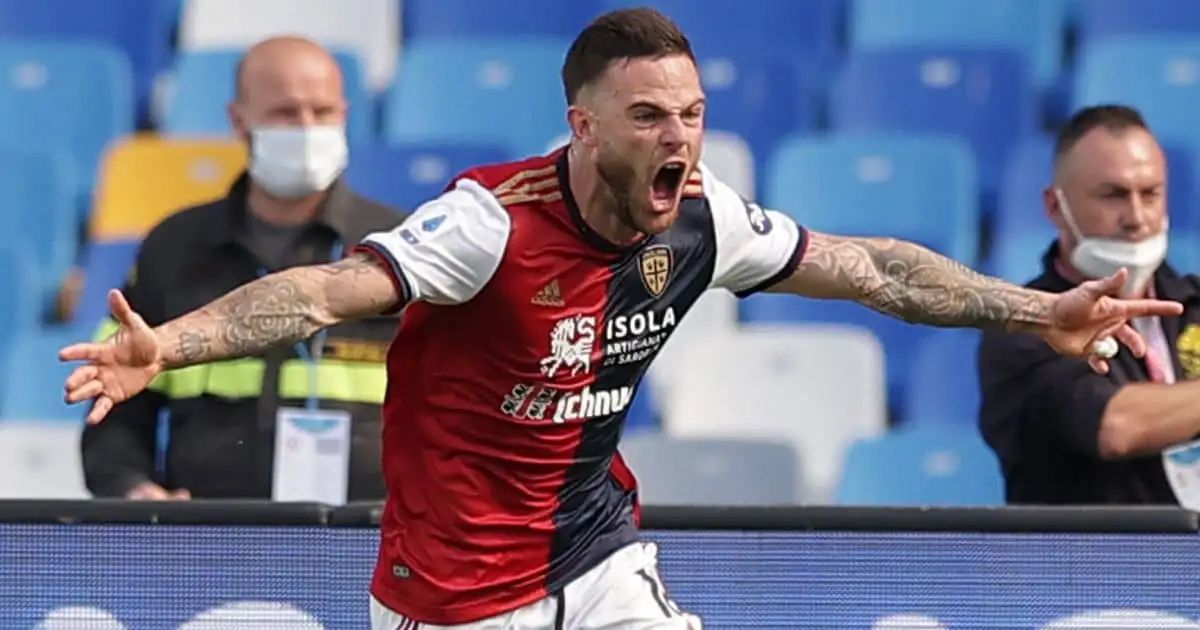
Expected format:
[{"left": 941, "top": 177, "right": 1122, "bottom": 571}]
[{"left": 567, "top": 105, "right": 598, "bottom": 147}]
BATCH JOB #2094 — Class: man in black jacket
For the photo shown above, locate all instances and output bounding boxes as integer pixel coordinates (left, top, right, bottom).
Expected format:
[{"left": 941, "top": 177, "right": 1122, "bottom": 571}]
[{"left": 81, "top": 36, "right": 404, "bottom": 501}]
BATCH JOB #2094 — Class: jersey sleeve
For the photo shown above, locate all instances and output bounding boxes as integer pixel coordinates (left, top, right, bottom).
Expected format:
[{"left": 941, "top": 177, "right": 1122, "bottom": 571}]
[
  {"left": 352, "top": 178, "right": 512, "bottom": 307},
  {"left": 704, "top": 164, "right": 808, "bottom": 297}
]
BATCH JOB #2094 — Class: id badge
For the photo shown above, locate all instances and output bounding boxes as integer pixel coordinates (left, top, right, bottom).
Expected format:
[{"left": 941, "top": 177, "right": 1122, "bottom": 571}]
[
  {"left": 1163, "top": 439, "right": 1200, "bottom": 511},
  {"left": 271, "top": 408, "right": 352, "bottom": 506}
]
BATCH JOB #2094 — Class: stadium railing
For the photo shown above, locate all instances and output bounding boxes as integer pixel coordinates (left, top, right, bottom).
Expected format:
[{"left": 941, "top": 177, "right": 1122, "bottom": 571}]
[{"left": 1, "top": 500, "right": 1198, "bottom": 629}]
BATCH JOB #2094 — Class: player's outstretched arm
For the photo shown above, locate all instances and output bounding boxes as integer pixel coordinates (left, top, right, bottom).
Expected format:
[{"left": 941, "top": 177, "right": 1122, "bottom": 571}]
[
  {"left": 155, "top": 253, "right": 400, "bottom": 368},
  {"left": 769, "top": 231, "right": 1183, "bottom": 371}
]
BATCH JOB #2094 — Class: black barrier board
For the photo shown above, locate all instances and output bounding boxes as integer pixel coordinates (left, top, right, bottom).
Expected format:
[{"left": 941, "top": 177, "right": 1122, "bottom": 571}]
[{"left": 0, "top": 499, "right": 329, "bottom": 525}]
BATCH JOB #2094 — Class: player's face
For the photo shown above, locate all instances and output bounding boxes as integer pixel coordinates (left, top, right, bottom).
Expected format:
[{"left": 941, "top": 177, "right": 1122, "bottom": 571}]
[{"left": 588, "top": 54, "right": 705, "bottom": 235}]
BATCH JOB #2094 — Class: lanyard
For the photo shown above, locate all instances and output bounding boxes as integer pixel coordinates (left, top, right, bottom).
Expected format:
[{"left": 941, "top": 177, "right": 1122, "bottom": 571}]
[{"left": 256, "top": 241, "right": 344, "bottom": 412}]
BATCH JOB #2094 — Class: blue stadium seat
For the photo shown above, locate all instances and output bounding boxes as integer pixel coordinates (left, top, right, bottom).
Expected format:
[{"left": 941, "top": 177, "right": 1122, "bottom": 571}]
[
  {"left": 0, "top": 41, "right": 133, "bottom": 202},
  {"left": 987, "top": 229, "right": 1054, "bottom": 284},
  {"left": 164, "top": 50, "right": 373, "bottom": 144},
  {"left": 383, "top": 38, "right": 569, "bottom": 159},
  {"left": 995, "top": 135, "right": 1054, "bottom": 245},
  {"left": 697, "top": 53, "right": 815, "bottom": 164},
  {"left": 0, "top": 244, "right": 42, "bottom": 352},
  {"left": 1075, "top": 37, "right": 1200, "bottom": 165},
  {"left": 0, "top": 0, "right": 173, "bottom": 124},
  {"left": 1077, "top": 0, "right": 1200, "bottom": 44},
  {"left": 344, "top": 143, "right": 512, "bottom": 211},
  {"left": 1168, "top": 231, "right": 1200, "bottom": 273},
  {"left": 0, "top": 148, "right": 77, "bottom": 286},
  {"left": 904, "top": 330, "right": 982, "bottom": 427},
  {"left": 739, "top": 294, "right": 924, "bottom": 409},
  {"left": 404, "top": 0, "right": 603, "bottom": 38},
  {"left": 831, "top": 48, "right": 1036, "bottom": 194},
  {"left": 764, "top": 133, "right": 980, "bottom": 264},
  {"left": 850, "top": 0, "right": 1069, "bottom": 91},
  {"left": 1, "top": 327, "right": 84, "bottom": 422},
  {"left": 72, "top": 240, "right": 139, "bottom": 335},
  {"left": 602, "top": 0, "right": 843, "bottom": 84},
  {"left": 835, "top": 425, "right": 1004, "bottom": 506}
]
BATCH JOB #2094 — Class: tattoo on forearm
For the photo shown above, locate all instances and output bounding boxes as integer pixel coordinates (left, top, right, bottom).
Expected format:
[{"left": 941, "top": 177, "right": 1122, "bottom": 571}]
[
  {"left": 154, "top": 254, "right": 399, "bottom": 368},
  {"left": 794, "top": 234, "right": 1053, "bottom": 331}
]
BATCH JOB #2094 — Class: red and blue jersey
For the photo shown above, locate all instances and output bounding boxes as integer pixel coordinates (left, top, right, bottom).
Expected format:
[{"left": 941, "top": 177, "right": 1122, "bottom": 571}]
[{"left": 353, "top": 148, "right": 807, "bottom": 624}]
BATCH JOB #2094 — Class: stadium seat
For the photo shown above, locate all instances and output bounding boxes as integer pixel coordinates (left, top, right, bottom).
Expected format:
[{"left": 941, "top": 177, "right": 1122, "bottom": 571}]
[
  {"left": 0, "top": 244, "right": 43, "bottom": 356},
  {"left": 72, "top": 240, "right": 139, "bottom": 336},
  {"left": 850, "top": 0, "right": 1069, "bottom": 91},
  {"left": 695, "top": 53, "right": 816, "bottom": 163},
  {"left": 162, "top": 50, "right": 373, "bottom": 144},
  {"left": 835, "top": 425, "right": 1004, "bottom": 506},
  {"left": 179, "top": 0, "right": 399, "bottom": 91},
  {"left": 0, "top": 41, "right": 134, "bottom": 201},
  {"left": 343, "top": 143, "right": 513, "bottom": 211},
  {"left": 622, "top": 385, "right": 661, "bottom": 434},
  {"left": 994, "top": 135, "right": 1055, "bottom": 245},
  {"left": 404, "top": 0, "right": 603, "bottom": 39},
  {"left": 602, "top": 0, "right": 843, "bottom": 84},
  {"left": 0, "top": 148, "right": 77, "bottom": 287},
  {"left": 0, "top": 420, "right": 88, "bottom": 498},
  {"left": 1075, "top": 36, "right": 1200, "bottom": 165},
  {"left": 384, "top": 38, "right": 569, "bottom": 159},
  {"left": 1168, "top": 231, "right": 1200, "bottom": 273},
  {"left": 663, "top": 325, "right": 887, "bottom": 503},
  {"left": 987, "top": 229, "right": 1055, "bottom": 284},
  {"left": 764, "top": 133, "right": 981, "bottom": 264},
  {"left": 830, "top": 48, "right": 1036, "bottom": 194},
  {"left": 0, "top": 0, "right": 172, "bottom": 123},
  {"left": 619, "top": 434, "right": 801, "bottom": 505},
  {"left": 739, "top": 294, "right": 924, "bottom": 410},
  {"left": 0, "top": 327, "right": 83, "bottom": 422},
  {"left": 646, "top": 289, "right": 738, "bottom": 410},
  {"left": 1077, "top": 0, "right": 1200, "bottom": 45},
  {"left": 903, "top": 329, "right": 982, "bottom": 427},
  {"left": 90, "top": 137, "right": 245, "bottom": 241}
]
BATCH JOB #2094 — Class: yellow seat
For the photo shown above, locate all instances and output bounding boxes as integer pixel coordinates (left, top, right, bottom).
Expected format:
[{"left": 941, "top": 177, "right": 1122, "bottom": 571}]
[{"left": 91, "top": 135, "right": 246, "bottom": 240}]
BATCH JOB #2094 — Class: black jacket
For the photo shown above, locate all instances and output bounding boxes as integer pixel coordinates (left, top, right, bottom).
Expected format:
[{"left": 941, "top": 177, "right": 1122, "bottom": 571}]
[
  {"left": 978, "top": 241, "right": 1200, "bottom": 504},
  {"left": 80, "top": 175, "right": 405, "bottom": 500}
]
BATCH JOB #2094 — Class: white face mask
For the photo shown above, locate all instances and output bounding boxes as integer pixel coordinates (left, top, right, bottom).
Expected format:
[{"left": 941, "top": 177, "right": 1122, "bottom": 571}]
[
  {"left": 1055, "top": 187, "right": 1168, "bottom": 297},
  {"left": 249, "top": 125, "right": 348, "bottom": 198}
]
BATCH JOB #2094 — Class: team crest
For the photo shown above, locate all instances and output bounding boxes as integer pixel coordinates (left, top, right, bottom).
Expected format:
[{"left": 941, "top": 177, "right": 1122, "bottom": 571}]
[
  {"left": 1178, "top": 324, "right": 1200, "bottom": 380},
  {"left": 639, "top": 245, "right": 673, "bottom": 297}
]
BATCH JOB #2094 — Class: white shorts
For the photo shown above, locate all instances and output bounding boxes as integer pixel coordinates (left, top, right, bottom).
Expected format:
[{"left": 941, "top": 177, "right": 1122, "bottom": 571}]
[{"left": 369, "top": 542, "right": 701, "bottom": 630}]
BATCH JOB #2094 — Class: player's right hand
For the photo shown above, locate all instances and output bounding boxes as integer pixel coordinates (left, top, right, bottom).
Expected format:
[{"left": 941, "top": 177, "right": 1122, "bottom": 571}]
[{"left": 59, "top": 289, "right": 163, "bottom": 424}]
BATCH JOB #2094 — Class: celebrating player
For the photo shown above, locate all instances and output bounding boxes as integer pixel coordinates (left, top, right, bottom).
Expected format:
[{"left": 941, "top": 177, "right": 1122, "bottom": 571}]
[{"left": 60, "top": 8, "right": 1181, "bottom": 629}]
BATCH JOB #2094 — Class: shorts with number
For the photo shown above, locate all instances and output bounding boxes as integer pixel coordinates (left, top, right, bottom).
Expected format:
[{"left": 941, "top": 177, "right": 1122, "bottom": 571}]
[{"left": 369, "top": 542, "right": 700, "bottom": 630}]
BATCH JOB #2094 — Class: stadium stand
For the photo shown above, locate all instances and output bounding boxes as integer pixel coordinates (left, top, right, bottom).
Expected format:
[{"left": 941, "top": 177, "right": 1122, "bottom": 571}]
[{"left": 3, "top": 0, "right": 1192, "bottom": 506}]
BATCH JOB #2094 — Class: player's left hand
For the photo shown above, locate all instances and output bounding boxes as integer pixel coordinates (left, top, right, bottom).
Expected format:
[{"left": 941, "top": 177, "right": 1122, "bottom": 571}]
[{"left": 1041, "top": 268, "right": 1183, "bottom": 374}]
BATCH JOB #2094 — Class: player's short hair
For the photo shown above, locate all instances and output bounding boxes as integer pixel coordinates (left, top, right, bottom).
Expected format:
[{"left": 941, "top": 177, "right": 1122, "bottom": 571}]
[
  {"left": 562, "top": 8, "right": 695, "bottom": 105},
  {"left": 1054, "top": 105, "right": 1149, "bottom": 163}
]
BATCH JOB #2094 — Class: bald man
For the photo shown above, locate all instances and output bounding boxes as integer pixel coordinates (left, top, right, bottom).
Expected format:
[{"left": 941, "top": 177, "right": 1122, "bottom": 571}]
[
  {"left": 980, "top": 104, "right": 1200, "bottom": 506},
  {"left": 79, "top": 36, "right": 406, "bottom": 502}
]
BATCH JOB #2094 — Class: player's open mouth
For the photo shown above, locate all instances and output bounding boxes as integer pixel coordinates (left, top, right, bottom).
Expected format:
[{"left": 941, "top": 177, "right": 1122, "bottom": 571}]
[{"left": 650, "top": 161, "right": 687, "bottom": 212}]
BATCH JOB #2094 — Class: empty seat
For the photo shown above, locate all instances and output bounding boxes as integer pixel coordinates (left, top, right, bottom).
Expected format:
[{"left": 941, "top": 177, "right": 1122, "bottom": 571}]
[
  {"left": 344, "top": 143, "right": 512, "bottom": 211},
  {"left": 850, "top": 0, "right": 1068, "bottom": 90},
  {"left": 0, "top": 244, "right": 43, "bottom": 356},
  {"left": 765, "top": 133, "right": 980, "bottom": 264},
  {"left": 831, "top": 48, "right": 1036, "bottom": 194},
  {"left": 1168, "top": 230, "right": 1200, "bottom": 273},
  {"left": 1077, "top": 0, "right": 1200, "bottom": 45},
  {"left": 0, "top": 41, "right": 134, "bottom": 199},
  {"left": 179, "top": 0, "right": 399, "bottom": 91},
  {"left": 404, "top": 0, "right": 603, "bottom": 39},
  {"left": 384, "top": 38, "right": 569, "bottom": 159},
  {"left": 904, "top": 329, "right": 983, "bottom": 426},
  {"left": 738, "top": 294, "right": 922, "bottom": 408},
  {"left": 696, "top": 53, "right": 815, "bottom": 160},
  {"left": 1, "top": 327, "right": 84, "bottom": 422},
  {"left": 0, "top": 148, "right": 77, "bottom": 285},
  {"left": 0, "top": 0, "right": 172, "bottom": 123},
  {"left": 987, "top": 229, "right": 1055, "bottom": 284},
  {"left": 835, "top": 425, "right": 1004, "bottom": 506},
  {"left": 0, "top": 420, "right": 88, "bottom": 498},
  {"left": 90, "top": 137, "right": 245, "bottom": 241},
  {"left": 646, "top": 288, "right": 738, "bottom": 408},
  {"left": 162, "top": 50, "right": 373, "bottom": 144},
  {"left": 995, "top": 135, "right": 1055, "bottom": 244},
  {"left": 71, "top": 239, "right": 139, "bottom": 335},
  {"left": 1075, "top": 37, "right": 1200, "bottom": 162},
  {"left": 619, "top": 434, "right": 800, "bottom": 505},
  {"left": 663, "top": 325, "right": 887, "bottom": 503}
]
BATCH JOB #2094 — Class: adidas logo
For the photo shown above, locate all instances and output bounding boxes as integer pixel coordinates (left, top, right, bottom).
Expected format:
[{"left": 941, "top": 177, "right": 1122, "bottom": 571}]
[{"left": 531, "top": 279, "right": 564, "bottom": 307}]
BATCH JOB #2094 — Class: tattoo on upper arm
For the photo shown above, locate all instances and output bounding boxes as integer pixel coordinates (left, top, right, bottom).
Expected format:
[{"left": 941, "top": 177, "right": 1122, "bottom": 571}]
[{"left": 790, "top": 232, "right": 1052, "bottom": 331}]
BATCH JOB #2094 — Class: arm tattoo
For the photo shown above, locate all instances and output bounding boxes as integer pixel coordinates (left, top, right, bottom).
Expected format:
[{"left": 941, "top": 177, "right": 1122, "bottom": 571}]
[
  {"left": 783, "top": 232, "right": 1054, "bottom": 332},
  {"left": 153, "top": 253, "right": 400, "bottom": 368}
]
